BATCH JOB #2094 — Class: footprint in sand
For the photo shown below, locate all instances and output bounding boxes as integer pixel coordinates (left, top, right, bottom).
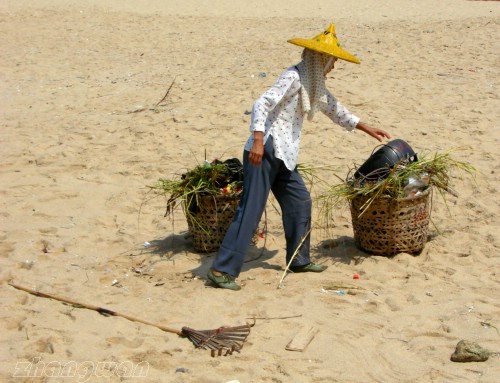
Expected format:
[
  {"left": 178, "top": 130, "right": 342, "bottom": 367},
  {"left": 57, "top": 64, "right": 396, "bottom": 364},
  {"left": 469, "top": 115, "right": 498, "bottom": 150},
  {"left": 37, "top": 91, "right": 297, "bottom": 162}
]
[
  {"left": 105, "top": 336, "right": 144, "bottom": 349},
  {"left": 130, "top": 350, "right": 174, "bottom": 370},
  {"left": 4, "top": 315, "right": 27, "bottom": 330}
]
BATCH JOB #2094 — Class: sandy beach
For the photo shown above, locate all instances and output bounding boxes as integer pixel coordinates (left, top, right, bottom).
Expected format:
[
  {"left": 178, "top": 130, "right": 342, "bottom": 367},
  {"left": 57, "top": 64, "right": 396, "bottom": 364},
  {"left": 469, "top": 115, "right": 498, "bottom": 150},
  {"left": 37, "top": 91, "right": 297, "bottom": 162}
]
[{"left": 1, "top": 1, "right": 499, "bottom": 382}]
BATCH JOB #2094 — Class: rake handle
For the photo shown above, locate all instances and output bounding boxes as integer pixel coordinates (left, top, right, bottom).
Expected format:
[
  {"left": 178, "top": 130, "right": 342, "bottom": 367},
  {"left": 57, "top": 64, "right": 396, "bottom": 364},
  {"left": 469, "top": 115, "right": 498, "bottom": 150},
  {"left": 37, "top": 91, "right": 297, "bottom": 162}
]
[{"left": 8, "top": 281, "right": 183, "bottom": 336}]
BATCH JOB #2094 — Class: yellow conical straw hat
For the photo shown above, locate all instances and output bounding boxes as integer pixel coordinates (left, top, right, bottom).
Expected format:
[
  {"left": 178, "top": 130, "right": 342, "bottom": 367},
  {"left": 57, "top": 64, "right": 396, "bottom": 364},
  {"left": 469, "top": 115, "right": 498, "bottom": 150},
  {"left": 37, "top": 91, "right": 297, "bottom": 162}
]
[{"left": 288, "top": 24, "right": 360, "bottom": 64}]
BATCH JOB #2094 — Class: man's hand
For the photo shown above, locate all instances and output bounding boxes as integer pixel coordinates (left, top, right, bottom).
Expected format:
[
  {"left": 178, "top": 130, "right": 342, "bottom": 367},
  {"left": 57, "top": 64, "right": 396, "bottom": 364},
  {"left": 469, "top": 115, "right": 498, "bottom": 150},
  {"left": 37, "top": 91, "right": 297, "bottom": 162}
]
[
  {"left": 249, "top": 131, "right": 264, "bottom": 166},
  {"left": 355, "top": 122, "right": 391, "bottom": 142}
]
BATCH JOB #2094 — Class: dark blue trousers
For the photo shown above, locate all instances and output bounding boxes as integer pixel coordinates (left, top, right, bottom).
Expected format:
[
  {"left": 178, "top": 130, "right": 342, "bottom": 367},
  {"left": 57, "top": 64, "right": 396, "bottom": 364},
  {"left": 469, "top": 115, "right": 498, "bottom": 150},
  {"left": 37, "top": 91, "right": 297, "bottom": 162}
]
[{"left": 212, "top": 136, "right": 312, "bottom": 277}]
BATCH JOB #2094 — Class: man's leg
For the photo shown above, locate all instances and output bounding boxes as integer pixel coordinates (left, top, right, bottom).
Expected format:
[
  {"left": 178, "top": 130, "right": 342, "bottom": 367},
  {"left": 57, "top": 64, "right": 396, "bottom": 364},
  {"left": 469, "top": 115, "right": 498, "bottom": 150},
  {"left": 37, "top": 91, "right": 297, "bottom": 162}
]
[
  {"left": 211, "top": 138, "right": 276, "bottom": 277},
  {"left": 271, "top": 166, "right": 312, "bottom": 267}
]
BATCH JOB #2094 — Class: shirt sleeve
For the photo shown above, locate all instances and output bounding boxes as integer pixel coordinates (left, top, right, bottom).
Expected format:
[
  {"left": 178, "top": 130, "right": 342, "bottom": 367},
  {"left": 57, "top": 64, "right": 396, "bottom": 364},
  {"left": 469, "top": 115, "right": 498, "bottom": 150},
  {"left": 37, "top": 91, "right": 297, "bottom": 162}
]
[
  {"left": 322, "top": 90, "right": 360, "bottom": 131},
  {"left": 250, "top": 70, "right": 299, "bottom": 132}
]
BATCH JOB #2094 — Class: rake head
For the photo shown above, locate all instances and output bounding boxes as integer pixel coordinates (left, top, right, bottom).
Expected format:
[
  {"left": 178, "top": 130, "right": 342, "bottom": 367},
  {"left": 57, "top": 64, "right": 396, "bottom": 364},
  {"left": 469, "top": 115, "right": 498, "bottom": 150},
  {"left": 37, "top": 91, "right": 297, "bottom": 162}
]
[{"left": 181, "top": 320, "right": 254, "bottom": 357}]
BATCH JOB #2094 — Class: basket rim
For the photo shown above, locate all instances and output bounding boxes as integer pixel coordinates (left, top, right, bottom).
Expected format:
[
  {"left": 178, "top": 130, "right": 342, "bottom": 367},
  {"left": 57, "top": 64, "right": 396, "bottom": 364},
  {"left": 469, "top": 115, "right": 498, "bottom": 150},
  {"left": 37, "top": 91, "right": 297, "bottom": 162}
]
[{"left": 350, "top": 187, "right": 432, "bottom": 202}]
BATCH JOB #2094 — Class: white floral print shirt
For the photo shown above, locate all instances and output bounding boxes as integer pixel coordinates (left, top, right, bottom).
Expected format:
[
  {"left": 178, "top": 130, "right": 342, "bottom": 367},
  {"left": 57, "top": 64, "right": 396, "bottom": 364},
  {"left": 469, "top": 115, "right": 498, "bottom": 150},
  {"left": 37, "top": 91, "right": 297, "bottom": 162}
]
[{"left": 244, "top": 66, "right": 360, "bottom": 170}]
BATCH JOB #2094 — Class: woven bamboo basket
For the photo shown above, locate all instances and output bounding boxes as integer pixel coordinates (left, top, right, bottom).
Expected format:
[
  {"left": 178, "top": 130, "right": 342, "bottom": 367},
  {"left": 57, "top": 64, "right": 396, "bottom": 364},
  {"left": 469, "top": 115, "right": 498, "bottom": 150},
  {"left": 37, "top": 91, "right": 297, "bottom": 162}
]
[
  {"left": 186, "top": 194, "right": 240, "bottom": 253},
  {"left": 349, "top": 188, "right": 432, "bottom": 256}
]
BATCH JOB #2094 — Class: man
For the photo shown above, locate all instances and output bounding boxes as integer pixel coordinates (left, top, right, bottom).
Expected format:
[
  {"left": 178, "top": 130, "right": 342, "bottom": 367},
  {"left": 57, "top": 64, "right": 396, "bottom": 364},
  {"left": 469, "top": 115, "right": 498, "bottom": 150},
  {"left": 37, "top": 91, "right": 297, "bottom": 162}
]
[{"left": 208, "top": 24, "right": 391, "bottom": 290}]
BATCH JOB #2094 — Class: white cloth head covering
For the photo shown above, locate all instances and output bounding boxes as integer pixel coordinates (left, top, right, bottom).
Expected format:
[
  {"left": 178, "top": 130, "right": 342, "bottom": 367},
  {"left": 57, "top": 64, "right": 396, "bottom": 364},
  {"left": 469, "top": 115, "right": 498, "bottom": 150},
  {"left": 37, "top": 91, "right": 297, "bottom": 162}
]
[{"left": 296, "top": 49, "right": 335, "bottom": 121}]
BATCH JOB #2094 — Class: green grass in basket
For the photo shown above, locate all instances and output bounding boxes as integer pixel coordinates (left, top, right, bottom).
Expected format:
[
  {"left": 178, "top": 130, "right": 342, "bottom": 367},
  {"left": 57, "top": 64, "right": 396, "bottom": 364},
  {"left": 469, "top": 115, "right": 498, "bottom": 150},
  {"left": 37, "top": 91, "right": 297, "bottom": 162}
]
[
  {"left": 318, "top": 149, "right": 475, "bottom": 222},
  {"left": 149, "top": 162, "right": 243, "bottom": 218}
]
